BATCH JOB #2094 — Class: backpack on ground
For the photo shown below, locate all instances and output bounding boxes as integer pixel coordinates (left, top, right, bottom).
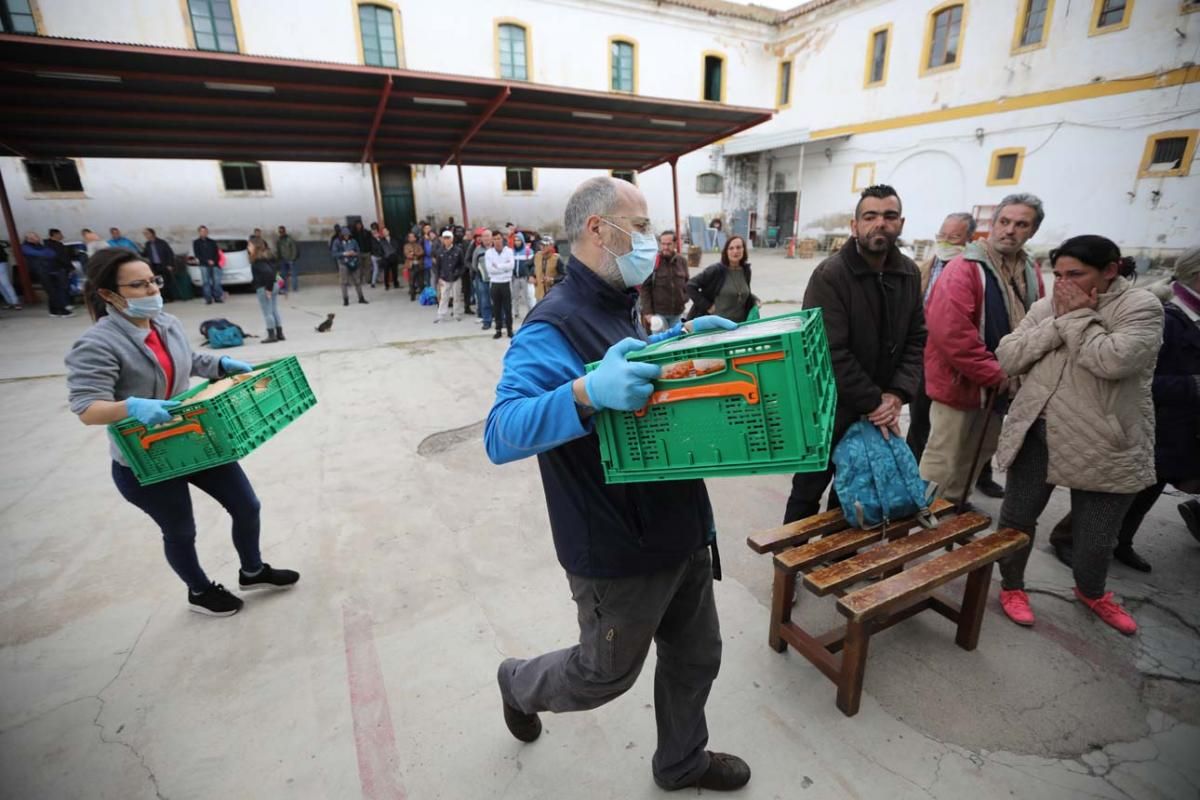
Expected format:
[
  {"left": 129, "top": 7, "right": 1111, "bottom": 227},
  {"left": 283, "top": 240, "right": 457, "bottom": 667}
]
[
  {"left": 419, "top": 285, "right": 437, "bottom": 305},
  {"left": 832, "top": 420, "right": 936, "bottom": 530},
  {"left": 200, "top": 318, "right": 247, "bottom": 348}
]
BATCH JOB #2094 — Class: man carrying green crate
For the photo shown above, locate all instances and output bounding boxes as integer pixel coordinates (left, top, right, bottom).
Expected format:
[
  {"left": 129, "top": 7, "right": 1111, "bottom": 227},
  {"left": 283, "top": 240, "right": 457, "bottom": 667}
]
[
  {"left": 484, "top": 176, "right": 749, "bottom": 793},
  {"left": 782, "top": 184, "right": 927, "bottom": 524}
]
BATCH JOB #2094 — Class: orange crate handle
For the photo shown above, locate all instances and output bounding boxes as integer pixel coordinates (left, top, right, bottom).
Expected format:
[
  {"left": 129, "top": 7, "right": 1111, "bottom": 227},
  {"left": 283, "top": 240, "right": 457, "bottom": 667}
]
[
  {"left": 632, "top": 351, "right": 784, "bottom": 418},
  {"left": 139, "top": 422, "right": 204, "bottom": 450}
]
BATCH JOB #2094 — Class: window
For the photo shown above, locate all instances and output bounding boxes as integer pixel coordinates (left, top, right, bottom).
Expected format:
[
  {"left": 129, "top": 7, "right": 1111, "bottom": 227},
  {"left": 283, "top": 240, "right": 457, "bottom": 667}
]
[
  {"left": 611, "top": 170, "right": 636, "bottom": 185},
  {"left": 497, "top": 22, "right": 529, "bottom": 80},
  {"left": 221, "top": 161, "right": 266, "bottom": 192},
  {"left": 187, "top": 0, "right": 239, "bottom": 52},
  {"left": 505, "top": 167, "right": 535, "bottom": 192},
  {"left": 1138, "top": 131, "right": 1197, "bottom": 178},
  {"left": 987, "top": 148, "right": 1025, "bottom": 186},
  {"left": 358, "top": 4, "right": 399, "bottom": 68},
  {"left": 863, "top": 24, "right": 891, "bottom": 87},
  {"left": 610, "top": 39, "right": 636, "bottom": 93},
  {"left": 776, "top": 60, "right": 792, "bottom": 108},
  {"left": 1013, "top": 0, "right": 1053, "bottom": 52},
  {"left": 922, "top": 2, "right": 965, "bottom": 75},
  {"left": 1090, "top": 0, "right": 1133, "bottom": 34},
  {"left": 701, "top": 53, "right": 725, "bottom": 102},
  {"left": 24, "top": 159, "right": 83, "bottom": 193},
  {"left": 851, "top": 163, "right": 876, "bottom": 192},
  {"left": 696, "top": 172, "right": 723, "bottom": 195},
  {"left": 0, "top": 0, "right": 36, "bottom": 33}
]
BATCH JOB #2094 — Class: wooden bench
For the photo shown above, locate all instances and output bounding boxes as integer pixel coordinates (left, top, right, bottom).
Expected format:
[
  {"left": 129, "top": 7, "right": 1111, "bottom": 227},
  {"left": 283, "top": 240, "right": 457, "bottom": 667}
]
[{"left": 748, "top": 503, "right": 1029, "bottom": 716}]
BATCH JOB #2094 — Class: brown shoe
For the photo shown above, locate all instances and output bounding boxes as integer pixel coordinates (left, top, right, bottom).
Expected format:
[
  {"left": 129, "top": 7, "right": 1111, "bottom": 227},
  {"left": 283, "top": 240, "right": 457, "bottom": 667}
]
[{"left": 660, "top": 752, "right": 751, "bottom": 791}]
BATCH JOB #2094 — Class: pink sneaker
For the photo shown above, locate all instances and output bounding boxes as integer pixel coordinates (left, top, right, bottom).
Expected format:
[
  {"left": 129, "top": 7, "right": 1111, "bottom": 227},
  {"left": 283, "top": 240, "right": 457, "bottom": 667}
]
[
  {"left": 1000, "top": 589, "right": 1035, "bottom": 626},
  {"left": 1074, "top": 588, "right": 1137, "bottom": 635}
]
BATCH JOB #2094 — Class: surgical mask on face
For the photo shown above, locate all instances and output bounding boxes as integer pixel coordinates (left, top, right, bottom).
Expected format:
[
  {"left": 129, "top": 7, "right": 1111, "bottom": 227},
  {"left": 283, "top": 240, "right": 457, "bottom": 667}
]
[
  {"left": 122, "top": 294, "right": 163, "bottom": 319},
  {"left": 601, "top": 219, "right": 658, "bottom": 287},
  {"left": 934, "top": 239, "right": 965, "bottom": 262}
]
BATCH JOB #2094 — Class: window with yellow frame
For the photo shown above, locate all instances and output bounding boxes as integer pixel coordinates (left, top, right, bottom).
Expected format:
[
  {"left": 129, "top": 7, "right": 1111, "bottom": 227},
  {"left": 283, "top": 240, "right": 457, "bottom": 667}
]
[
  {"left": 495, "top": 19, "right": 531, "bottom": 81},
  {"left": 851, "top": 162, "right": 876, "bottom": 192},
  {"left": 987, "top": 148, "right": 1025, "bottom": 186},
  {"left": 356, "top": 2, "right": 401, "bottom": 68},
  {"left": 1011, "top": 0, "right": 1053, "bottom": 54},
  {"left": 701, "top": 52, "right": 725, "bottom": 103},
  {"left": 1089, "top": 0, "right": 1134, "bottom": 36},
  {"left": 609, "top": 37, "right": 637, "bottom": 93},
  {"left": 1138, "top": 131, "right": 1197, "bottom": 178},
  {"left": 920, "top": 1, "right": 967, "bottom": 77},
  {"left": 504, "top": 167, "right": 536, "bottom": 193},
  {"left": 863, "top": 24, "right": 891, "bottom": 88},
  {"left": 776, "top": 60, "right": 792, "bottom": 109}
]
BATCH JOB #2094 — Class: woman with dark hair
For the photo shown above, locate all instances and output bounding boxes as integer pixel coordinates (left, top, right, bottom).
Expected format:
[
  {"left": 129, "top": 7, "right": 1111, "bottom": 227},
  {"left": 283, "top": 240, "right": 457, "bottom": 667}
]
[
  {"left": 249, "top": 239, "right": 283, "bottom": 342},
  {"left": 685, "top": 234, "right": 758, "bottom": 324},
  {"left": 991, "top": 235, "right": 1162, "bottom": 635},
  {"left": 65, "top": 248, "right": 299, "bottom": 617}
]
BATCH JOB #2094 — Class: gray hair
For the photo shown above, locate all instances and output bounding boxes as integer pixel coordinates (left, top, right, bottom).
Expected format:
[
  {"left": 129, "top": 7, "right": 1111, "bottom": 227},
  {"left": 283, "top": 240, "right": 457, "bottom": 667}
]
[
  {"left": 564, "top": 176, "right": 620, "bottom": 244},
  {"left": 993, "top": 193, "right": 1045, "bottom": 234},
  {"left": 944, "top": 212, "right": 977, "bottom": 238}
]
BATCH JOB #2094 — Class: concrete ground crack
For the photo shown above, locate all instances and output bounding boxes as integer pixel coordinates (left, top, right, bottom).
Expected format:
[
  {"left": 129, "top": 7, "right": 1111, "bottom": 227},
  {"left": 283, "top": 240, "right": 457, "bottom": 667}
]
[{"left": 1125, "top": 596, "right": 1200, "bottom": 638}]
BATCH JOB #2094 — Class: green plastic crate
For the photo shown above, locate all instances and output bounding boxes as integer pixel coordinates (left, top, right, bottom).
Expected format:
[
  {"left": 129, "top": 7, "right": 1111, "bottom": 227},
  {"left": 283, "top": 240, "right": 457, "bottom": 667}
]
[
  {"left": 590, "top": 310, "right": 836, "bottom": 484},
  {"left": 110, "top": 356, "right": 317, "bottom": 486}
]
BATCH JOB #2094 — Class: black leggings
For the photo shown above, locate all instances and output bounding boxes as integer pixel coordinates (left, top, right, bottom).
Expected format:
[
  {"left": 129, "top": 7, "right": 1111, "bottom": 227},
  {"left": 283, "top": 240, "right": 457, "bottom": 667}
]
[{"left": 491, "top": 281, "right": 513, "bottom": 334}]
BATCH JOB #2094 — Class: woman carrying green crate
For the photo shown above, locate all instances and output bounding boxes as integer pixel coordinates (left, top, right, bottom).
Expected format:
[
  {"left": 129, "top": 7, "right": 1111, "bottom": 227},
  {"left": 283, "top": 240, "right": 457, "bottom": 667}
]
[{"left": 65, "top": 248, "right": 299, "bottom": 617}]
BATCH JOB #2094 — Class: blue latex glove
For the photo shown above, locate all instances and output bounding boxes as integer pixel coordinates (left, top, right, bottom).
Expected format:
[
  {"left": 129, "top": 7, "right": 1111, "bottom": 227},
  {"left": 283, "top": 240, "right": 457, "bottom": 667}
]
[
  {"left": 125, "top": 396, "right": 180, "bottom": 425},
  {"left": 584, "top": 338, "right": 662, "bottom": 412},
  {"left": 220, "top": 357, "right": 253, "bottom": 375},
  {"left": 689, "top": 315, "right": 739, "bottom": 333}
]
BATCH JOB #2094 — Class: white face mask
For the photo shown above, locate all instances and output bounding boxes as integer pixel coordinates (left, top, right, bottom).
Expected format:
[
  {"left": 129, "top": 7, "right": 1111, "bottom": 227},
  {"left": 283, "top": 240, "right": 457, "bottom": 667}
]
[
  {"left": 934, "top": 239, "right": 965, "bottom": 262},
  {"left": 122, "top": 294, "right": 164, "bottom": 319},
  {"left": 601, "top": 219, "right": 658, "bottom": 287}
]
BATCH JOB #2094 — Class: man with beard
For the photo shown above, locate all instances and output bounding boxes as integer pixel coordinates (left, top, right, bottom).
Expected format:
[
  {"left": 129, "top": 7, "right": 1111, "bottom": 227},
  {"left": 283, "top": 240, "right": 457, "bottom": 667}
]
[
  {"left": 920, "top": 194, "right": 1045, "bottom": 508},
  {"left": 782, "top": 184, "right": 926, "bottom": 523}
]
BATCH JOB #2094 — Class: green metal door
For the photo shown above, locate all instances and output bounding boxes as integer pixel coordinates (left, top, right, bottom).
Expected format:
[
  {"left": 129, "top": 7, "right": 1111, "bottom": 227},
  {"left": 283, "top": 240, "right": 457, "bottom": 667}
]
[{"left": 379, "top": 166, "right": 415, "bottom": 235}]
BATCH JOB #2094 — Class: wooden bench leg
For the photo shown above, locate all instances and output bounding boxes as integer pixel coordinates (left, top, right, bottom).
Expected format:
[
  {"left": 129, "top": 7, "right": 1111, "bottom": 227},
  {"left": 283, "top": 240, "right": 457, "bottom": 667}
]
[
  {"left": 836, "top": 620, "right": 869, "bottom": 716},
  {"left": 955, "top": 562, "right": 993, "bottom": 651},
  {"left": 768, "top": 566, "right": 796, "bottom": 653}
]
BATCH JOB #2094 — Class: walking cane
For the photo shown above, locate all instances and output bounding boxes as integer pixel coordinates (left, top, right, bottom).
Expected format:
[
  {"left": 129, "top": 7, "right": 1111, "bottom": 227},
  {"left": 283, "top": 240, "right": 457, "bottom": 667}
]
[{"left": 957, "top": 388, "right": 1000, "bottom": 515}]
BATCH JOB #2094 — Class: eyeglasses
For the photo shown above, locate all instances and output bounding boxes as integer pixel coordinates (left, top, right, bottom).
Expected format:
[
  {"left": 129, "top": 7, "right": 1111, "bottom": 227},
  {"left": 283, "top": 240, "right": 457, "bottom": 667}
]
[
  {"left": 118, "top": 276, "right": 164, "bottom": 290},
  {"left": 602, "top": 215, "right": 652, "bottom": 234}
]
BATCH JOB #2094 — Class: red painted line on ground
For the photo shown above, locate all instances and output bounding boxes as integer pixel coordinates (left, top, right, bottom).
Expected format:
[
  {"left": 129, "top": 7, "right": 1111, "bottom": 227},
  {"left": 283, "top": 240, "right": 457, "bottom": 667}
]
[{"left": 343, "top": 603, "right": 407, "bottom": 800}]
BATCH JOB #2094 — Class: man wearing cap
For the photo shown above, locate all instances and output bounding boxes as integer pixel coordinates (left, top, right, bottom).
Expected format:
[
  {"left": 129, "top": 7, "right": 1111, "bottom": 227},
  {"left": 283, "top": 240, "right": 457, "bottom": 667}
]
[
  {"left": 433, "top": 229, "right": 465, "bottom": 323},
  {"left": 484, "top": 176, "right": 749, "bottom": 792}
]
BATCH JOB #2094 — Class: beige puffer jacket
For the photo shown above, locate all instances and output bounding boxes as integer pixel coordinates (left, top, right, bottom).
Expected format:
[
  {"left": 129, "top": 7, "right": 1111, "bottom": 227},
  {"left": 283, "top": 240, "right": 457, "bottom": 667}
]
[{"left": 994, "top": 277, "right": 1163, "bottom": 494}]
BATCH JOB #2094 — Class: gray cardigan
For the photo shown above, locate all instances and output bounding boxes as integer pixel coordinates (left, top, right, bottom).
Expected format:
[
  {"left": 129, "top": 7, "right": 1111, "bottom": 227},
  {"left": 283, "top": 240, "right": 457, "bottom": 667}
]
[{"left": 65, "top": 310, "right": 224, "bottom": 465}]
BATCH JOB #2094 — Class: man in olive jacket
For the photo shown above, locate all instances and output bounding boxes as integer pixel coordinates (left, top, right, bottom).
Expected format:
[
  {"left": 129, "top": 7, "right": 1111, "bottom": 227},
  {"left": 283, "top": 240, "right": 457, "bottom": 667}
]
[{"left": 783, "top": 185, "right": 926, "bottom": 523}]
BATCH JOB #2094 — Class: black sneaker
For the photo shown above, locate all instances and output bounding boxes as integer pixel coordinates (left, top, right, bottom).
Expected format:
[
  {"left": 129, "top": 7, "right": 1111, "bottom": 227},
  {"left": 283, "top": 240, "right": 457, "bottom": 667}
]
[
  {"left": 498, "top": 661, "right": 541, "bottom": 742},
  {"left": 657, "top": 752, "right": 751, "bottom": 792},
  {"left": 239, "top": 563, "right": 300, "bottom": 592},
  {"left": 493, "top": 331, "right": 503, "bottom": 339},
  {"left": 343, "top": 298, "right": 349, "bottom": 306},
  {"left": 358, "top": 298, "right": 369, "bottom": 304},
  {"left": 189, "top": 583, "right": 244, "bottom": 617},
  {"left": 975, "top": 475, "right": 1005, "bottom": 498}
]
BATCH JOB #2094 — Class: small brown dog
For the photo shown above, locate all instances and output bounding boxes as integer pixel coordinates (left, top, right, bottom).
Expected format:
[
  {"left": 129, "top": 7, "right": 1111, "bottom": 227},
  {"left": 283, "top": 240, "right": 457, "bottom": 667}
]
[{"left": 316, "top": 313, "right": 335, "bottom": 333}]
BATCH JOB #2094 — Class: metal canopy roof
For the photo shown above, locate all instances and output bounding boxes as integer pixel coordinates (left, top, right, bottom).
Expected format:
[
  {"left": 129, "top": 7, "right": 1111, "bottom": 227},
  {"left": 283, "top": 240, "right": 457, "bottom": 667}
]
[{"left": 0, "top": 35, "right": 773, "bottom": 172}]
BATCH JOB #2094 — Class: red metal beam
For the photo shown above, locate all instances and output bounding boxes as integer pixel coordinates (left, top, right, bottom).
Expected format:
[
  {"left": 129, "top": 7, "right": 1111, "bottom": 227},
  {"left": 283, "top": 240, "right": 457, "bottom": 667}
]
[
  {"left": 670, "top": 157, "right": 681, "bottom": 250},
  {"left": 361, "top": 76, "right": 394, "bottom": 164},
  {"left": 456, "top": 158, "right": 469, "bottom": 228},
  {"left": 441, "top": 87, "right": 510, "bottom": 168}
]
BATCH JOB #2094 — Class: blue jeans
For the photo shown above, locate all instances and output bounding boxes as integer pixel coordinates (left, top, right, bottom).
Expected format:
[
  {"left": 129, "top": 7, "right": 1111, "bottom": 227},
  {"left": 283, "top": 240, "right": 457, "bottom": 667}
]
[
  {"left": 279, "top": 260, "right": 297, "bottom": 292},
  {"left": 256, "top": 286, "right": 281, "bottom": 328},
  {"left": 112, "top": 461, "right": 262, "bottom": 591},
  {"left": 201, "top": 265, "right": 223, "bottom": 302},
  {"left": 475, "top": 276, "right": 493, "bottom": 326}
]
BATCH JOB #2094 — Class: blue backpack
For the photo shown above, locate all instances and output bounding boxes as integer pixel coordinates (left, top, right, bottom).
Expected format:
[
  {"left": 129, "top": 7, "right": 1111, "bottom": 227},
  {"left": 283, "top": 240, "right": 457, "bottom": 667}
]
[
  {"left": 419, "top": 286, "right": 438, "bottom": 306},
  {"left": 200, "top": 318, "right": 245, "bottom": 349},
  {"left": 832, "top": 420, "right": 936, "bottom": 530}
]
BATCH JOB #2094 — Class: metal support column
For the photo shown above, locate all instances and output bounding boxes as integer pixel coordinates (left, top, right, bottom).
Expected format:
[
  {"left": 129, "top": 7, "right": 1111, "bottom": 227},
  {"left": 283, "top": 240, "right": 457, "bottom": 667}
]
[
  {"left": 669, "top": 157, "right": 681, "bottom": 247},
  {"left": 455, "top": 157, "right": 469, "bottom": 229},
  {"left": 370, "top": 161, "right": 384, "bottom": 226},
  {"left": 789, "top": 143, "right": 805, "bottom": 257},
  {"left": 0, "top": 167, "right": 34, "bottom": 305}
]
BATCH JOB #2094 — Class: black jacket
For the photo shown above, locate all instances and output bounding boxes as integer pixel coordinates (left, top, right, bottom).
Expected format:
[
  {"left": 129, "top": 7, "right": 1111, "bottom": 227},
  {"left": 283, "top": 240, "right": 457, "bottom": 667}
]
[
  {"left": 251, "top": 257, "right": 277, "bottom": 290},
  {"left": 686, "top": 262, "right": 758, "bottom": 322},
  {"left": 45, "top": 239, "right": 75, "bottom": 274},
  {"left": 433, "top": 243, "right": 465, "bottom": 282},
  {"left": 803, "top": 238, "right": 925, "bottom": 436},
  {"left": 1153, "top": 301, "right": 1200, "bottom": 483},
  {"left": 142, "top": 239, "right": 175, "bottom": 269},
  {"left": 193, "top": 237, "right": 220, "bottom": 266}
]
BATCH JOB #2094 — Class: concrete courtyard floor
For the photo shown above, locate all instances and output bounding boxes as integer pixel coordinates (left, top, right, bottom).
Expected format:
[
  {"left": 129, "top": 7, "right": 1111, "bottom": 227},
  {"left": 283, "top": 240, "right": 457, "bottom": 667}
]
[{"left": 1, "top": 250, "right": 1197, "bottom": 799}]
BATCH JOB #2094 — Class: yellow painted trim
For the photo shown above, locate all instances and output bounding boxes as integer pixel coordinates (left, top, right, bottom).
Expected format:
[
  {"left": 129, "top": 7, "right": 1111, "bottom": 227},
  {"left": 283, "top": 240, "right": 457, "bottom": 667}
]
[
  {"left": 919, "top": 1, "right": 968, "bottom": 78},
  {"left": 1090, "top": 0, "right": 1135, "bottom": 36},
  {"left": 1185, "top": 0, "right": 1200, "bottom": 14},
  {"left": 502, "top": 167, "right": 538, "bottom": 194},
  {"left": 26, "top": 0, "right": 44, "bottom": 33},
  {"left": 987, "top": 147, "right": 1025, "bottom": 186},
  {"left": 494, "top": 18, "right": 533, "bottom": 81},
  {"left": 862, "top": 23, "right": 892, "bottom": 88},
  {"left": 851, "top": 162, "right": 876, "bottom": 192},
  {"left": 776, "top": 59, "right": 793, "bottom": 109},
  {"left": 610, "top": 169, "right": 638, "bottom": 185},
  {"left": 353, "top": 1, "right": 404, "bottom": 68},
  {"left": 607, "top": 36, "right": 639, "bottom": 94},
  {"left": 1011, "top": 0, "right": 1054, "bottom": 55},
  {"left": 1138, "top": 130, "right": 1198, "bottom": 178},
  {"left": 700, "top": 50, "right": 727, "bottom": 103},
  {"left": 180, "top": 0, "right": 244, "bottom": 52},
  {"left": 811, "top": 64, "right": 1200, "bottom": 140}
]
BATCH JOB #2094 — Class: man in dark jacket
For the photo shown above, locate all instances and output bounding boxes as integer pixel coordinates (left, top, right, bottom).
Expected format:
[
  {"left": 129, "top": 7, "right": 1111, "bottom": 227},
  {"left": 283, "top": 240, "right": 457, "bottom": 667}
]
[
  {"left": 192, "top": 225, "right": 222, "bottom": 304},
  {"left": 433, "top": 230, "right": 465, "bottom": 322},
  {"left": 783, "top": 184, "right": 926, "bottom": 523},
  {"left": 35, "top": 230, "right": 74, "bottom": 317},
  {"left": 141, "top": 228, "right": 178, "bottom": 302},
  {"left": 640, "top": 230, "right": 689, "bottom": 331}
]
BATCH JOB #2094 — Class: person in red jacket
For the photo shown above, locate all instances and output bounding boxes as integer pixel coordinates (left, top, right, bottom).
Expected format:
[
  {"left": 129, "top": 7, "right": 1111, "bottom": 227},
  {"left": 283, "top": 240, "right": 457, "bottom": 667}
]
[{"left": 920, "top": 194, "right": 1046, "bottom": 507}]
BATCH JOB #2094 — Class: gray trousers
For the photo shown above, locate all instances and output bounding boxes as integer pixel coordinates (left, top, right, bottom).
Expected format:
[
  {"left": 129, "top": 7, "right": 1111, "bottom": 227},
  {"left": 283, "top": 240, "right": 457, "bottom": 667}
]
[
  {"left": 998, "top": 420, "right": 1136, "bottom": 598},
  {"left": 499, "top": 548, "right": 721, "bottom": 789}
]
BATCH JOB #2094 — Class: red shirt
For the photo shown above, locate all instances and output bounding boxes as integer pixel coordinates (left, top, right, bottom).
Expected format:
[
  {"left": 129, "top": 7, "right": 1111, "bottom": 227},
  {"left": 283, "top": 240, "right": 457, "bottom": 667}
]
[{"left": 144, "top": 328, "right": 175, "bottom": 393}]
